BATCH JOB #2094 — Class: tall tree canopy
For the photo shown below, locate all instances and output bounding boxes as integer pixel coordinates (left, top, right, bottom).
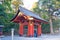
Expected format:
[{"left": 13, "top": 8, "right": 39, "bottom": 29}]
[
  {"left": 0, "top": 0, "right": 23, "bottom": 34},
  {"left": 32, "top": 0, "right": 60, "bottom": 34}
]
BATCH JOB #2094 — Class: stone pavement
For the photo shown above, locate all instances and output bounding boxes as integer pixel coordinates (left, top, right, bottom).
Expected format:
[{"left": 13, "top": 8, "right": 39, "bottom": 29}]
[{"left": 0, "top": 34, "right": 60, "bottom": 40}]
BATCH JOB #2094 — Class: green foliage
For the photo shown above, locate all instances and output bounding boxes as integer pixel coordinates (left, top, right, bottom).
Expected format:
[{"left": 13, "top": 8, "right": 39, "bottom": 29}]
[
  {"left": 0, "top": 4, "right": 6, "bottom": 17},
  {"left": 42, "top": 23, "right": 50, "bottom": 33},
  {"left": 32, "top": 1, "right": 50, "bottom": 33},
  {"left": 0, "top": 0, "right": 24, "bottom": 35},
  {"left": 3, "top": 0, "right": 13, "bottom": 13},
  {"left": 0, "top": 4, "right": 7, "bottom": 25},
  {"left": 0, "top": 0, "right": 23, "bottom": 35},
  {"left": 32, "top": 0, "right": 60, "bottom": 33},
  {"left": 3, "top": 13, "right": 19, "bottom": 32},
  {"left": 53, "top": 19, "right": 60, "bottom": 32}
]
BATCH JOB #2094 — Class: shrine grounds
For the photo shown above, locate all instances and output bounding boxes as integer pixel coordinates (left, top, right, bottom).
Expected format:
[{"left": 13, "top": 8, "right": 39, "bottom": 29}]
[{"left": 1, "top": 34, "right": 60, "bottom": 40}]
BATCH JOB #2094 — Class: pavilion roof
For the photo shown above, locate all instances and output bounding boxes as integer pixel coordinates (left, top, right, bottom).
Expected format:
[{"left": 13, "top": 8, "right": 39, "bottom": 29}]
[{"left": 11, "top": 6, "right": 48, "bottom": 23}]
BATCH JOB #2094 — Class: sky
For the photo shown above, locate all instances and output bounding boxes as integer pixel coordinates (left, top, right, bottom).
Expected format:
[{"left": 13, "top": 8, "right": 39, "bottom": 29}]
[{"left": 23, "top": 0, "right": 38, "bottom": 10}]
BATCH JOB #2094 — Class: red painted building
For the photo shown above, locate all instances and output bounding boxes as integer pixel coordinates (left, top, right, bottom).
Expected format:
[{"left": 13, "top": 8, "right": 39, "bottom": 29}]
[{"left": 11, "top": 6, "right": 48, "bottom": 37}]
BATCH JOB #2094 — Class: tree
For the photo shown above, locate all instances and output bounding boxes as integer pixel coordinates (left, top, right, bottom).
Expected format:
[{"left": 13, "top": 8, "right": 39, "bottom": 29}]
[
  {"left": 0, "top": 0, "right": 23, "bottom": 35},
  {"left": 41, "top": 0, "right": 60, "bottom": 34},
  {"left": 32, "top": 0, "right": 60, "bottom": 34},
  {"left": 12, "top": 0, "right": 23, "bottom": 13},
  {"left": 2, "top": 0, "right": 13, "bottom": 13},
  {"left": 32, "top": 2, "right": 50, "bottom": 33},
  {"left": 0, "top": 4, "right": 6, "bottom": 17},
  {"left": 0, "top": 3, "right": 7, "bottom": 25}
]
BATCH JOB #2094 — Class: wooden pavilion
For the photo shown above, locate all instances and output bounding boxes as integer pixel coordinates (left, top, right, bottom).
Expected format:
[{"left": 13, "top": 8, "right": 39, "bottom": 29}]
[{"left": 11, "top": 6, "right": 48, "bottom": 37}]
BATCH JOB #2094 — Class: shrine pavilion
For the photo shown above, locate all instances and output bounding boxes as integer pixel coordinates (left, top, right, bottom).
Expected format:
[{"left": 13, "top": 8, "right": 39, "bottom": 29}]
[{"left": 11, "top": 6, "right": 48, "bottom": 37}]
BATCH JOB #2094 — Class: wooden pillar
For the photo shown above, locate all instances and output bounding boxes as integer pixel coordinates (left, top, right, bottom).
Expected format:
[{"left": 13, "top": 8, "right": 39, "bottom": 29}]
[
  {"left": 37, "top": 24, "right": 42, "bottom": 36},
  {"left": 27, "top": 21, "right": 34, "bottom": 37},
  {"left": 19, "top": 22, "right": 24, "bottom": 36}
]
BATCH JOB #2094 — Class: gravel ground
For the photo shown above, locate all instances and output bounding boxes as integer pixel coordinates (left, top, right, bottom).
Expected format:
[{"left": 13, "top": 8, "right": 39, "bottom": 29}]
[{"left": 0, "top": 34, "right": 60, "bottom": 40}]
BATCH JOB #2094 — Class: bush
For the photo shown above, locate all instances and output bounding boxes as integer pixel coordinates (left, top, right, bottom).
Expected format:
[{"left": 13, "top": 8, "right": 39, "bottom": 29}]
[{"left": 42, "top": 23, "right": 50, "bottom": 33}]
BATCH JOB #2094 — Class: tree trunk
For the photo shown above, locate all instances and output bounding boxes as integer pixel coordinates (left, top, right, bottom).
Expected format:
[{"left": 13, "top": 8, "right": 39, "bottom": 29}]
[{"left": 49, "top": 17, "right": 54, "bottom": 34}]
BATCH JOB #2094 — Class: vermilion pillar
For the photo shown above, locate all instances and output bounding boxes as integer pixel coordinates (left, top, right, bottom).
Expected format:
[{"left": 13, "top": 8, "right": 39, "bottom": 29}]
[
  {"left": 19, "top": 22, "right": 24, "bottom": 36},
  {"left": 37, "top": 24, "right": 41, "bottom": 36},
  {"left": 28, "top": 21, "right": 34, "bottom": 37}
]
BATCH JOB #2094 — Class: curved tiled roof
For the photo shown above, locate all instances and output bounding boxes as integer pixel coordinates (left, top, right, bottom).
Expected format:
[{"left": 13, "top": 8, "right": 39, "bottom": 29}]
[{"left": 11, "top": 6, "right": 48, "bottom": 23}]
